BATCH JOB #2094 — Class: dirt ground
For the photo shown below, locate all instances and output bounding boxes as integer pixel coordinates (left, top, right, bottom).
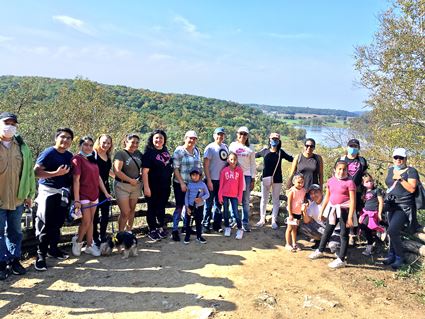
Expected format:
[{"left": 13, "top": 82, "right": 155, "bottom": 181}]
[{"left": 1, "top": 216, "right": 424, "bottom": 319}]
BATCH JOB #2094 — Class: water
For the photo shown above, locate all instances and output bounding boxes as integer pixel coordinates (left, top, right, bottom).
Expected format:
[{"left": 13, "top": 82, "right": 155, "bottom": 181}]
[{"left": 294, "top": 125, "right": 350, "bottom": 147}]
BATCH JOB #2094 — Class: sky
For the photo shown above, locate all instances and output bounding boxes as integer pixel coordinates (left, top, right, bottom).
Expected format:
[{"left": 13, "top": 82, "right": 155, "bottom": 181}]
[{"left": 0, "top": 1, "right": 390, "bottom": 111}]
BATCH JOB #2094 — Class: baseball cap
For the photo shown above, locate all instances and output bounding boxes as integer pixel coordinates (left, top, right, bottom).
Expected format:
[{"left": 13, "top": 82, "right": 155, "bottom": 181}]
[
  {"left": 392, "top": 148, "right": 407, "bottom": 158},
  {"left": 347, "top": 139, "right": 360, "bottom": 148},
  {"left": 190, "top": 167, "right": 202, "bottom": 175},
  {"left": 184, "top": 130, "right": 198, "bottom": 139},
  {"left": 237, "top": 126, "right": 249, "bottom": 134},
  {"left": 214, "top": 127, "right": 225, "bottom": 135},
  {"left": 269, "top": 132, "right": 280, "bottom": 139},
  {"left": 308, "top": 184, "right": 321, "bottom": 192},
  {"left": 0, "top": 112, "right": 18, "bottom": 123}
]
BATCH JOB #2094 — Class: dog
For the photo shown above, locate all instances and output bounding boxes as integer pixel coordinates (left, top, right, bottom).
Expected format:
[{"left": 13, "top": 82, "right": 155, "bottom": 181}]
[{"left": 100, "top": 231, "right": 138, "bottom": 259}]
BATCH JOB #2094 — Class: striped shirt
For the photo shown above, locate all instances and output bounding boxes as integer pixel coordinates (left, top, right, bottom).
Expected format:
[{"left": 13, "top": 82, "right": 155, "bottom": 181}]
[{"left": 172, "top": 146, "right": 202, "bottom": 184}]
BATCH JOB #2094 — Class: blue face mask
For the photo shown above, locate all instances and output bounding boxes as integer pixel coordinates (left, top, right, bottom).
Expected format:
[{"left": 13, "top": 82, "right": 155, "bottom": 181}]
[
  {"left": 393, "top": 164, "right": 406, "bottom": 170},
  {"left": 79, "top": 150, "right": 93, "bottom": 157},
  {"left": 347, "top": 147, "right": 359, "bottom": 156},
  {"left": 270, "top": 140, "right": 279, "bottom": 147}
]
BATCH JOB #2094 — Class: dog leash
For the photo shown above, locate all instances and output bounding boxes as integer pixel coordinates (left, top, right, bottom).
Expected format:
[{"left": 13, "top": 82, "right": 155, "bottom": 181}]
[{"left": 69, "top": 198, "right": 112, "bottom": 220}]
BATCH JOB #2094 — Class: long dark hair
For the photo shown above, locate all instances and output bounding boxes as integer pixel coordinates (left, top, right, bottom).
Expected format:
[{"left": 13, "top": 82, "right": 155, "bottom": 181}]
[{"left": 145, "top": 129, "right": 168, "bottom": 152}]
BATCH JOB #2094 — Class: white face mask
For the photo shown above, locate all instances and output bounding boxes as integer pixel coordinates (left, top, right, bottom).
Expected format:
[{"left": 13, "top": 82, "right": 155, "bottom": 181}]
[{"left": 1, "top": 124, "right": 17, "bottom": 138}]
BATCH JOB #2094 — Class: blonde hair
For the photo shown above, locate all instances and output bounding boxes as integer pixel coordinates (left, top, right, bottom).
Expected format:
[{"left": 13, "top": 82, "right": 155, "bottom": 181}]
[{"left": 94, "top": 134, "right": 113, "bottom": 159}]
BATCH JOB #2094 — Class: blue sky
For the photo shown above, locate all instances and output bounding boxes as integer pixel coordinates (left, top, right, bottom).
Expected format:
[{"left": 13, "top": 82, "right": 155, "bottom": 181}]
[{"left": 0, "top": 1, "right": 389, "bottom": 111}]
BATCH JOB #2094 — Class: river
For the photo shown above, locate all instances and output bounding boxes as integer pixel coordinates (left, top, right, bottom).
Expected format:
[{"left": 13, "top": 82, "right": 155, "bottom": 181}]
[{"left": 294, "top": 125, "right": 350, "bottom": 147}]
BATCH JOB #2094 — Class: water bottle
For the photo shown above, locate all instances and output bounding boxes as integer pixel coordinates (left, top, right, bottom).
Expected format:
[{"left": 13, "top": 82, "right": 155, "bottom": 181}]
[{"left": 24, "top": 207, "right": 33, "bottom": 229}]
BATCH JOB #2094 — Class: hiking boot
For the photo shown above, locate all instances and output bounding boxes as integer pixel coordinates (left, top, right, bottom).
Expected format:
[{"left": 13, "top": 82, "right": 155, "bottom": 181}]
[
  {"left": 47, "top": 248, "right": 70, "bottom": 260},
  {"left": 391, "top": 256, "right": 404, "bottom": 270},
  {"left": 148, "top": 230, "right": 161, "bottom": 241},
  {"left": 172, "top": 230, "right": 180, "bottom": 242},
  {"left": 0, "top": 262, "right": 11, "bottom": 280},
  {"left": 235, "top": 229, "right": 244, "bottom": 240},
  {"left": 328, "top": 257, "right": 347, "bottom": 269},
  {"left": 34, "top": 256, "right": 47, "bottom": 272},
  {"left": 11, "top": 259, "right": 26, "bottom": 275},
  {"left": 383, "top": 252, "right": 396, "bottom": 265},
  {"left": 308, "top": 249, "right": 324, "bottom": 259},
  {"left": 72, "top": 236, "right": 83, "bottom": 256},
  {"left": 224, "top": 227, "right": 231, "bottom": 237},
  {"left": 85, "top": 244, "right": 101, "bottom": 257},
  {"left": 196, "top": 237, "right": 207, "bottom": 244},
  {"left": 362, "top": 245, "right": 373, "bottom": 256}
]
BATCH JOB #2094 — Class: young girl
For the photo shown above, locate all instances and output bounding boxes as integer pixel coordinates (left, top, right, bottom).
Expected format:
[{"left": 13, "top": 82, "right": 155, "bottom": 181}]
[
  {"left": 218, "top": 152, "right": 245, "bottom": 239},
  {"left": 285, "top": 174, "right": 306, "bottom": 251},
  {"left": 309, "top": 161, "right": 356, "bottom": 269},
  {"left": 71, "top": 136, "right": 112, "bottom": 257},
  {"left": 359, "top": 173, "right": 385, "bottom": 256}
]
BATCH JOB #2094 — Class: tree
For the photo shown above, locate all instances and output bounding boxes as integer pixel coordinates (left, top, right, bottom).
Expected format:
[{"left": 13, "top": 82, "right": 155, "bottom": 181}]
[{"left": 354, "top": 0, "right": 425, "bottom": 173}]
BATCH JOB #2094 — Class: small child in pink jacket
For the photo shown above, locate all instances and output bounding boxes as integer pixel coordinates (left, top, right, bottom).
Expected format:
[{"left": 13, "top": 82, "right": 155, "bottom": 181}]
[{"left": 219, "top": 152, "right": 245, "bottom": 239}]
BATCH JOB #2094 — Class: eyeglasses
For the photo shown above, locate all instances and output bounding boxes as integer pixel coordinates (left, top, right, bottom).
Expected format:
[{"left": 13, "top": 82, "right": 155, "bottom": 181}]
[
  {"left": 305, "top": 144, "right": 315, "bottom": 149},
  {"left": 238, "top": 132, "right": 248, "bottom": 136},
  {"left": 393, "top": 156, "right": 405, "bottom": 160}
]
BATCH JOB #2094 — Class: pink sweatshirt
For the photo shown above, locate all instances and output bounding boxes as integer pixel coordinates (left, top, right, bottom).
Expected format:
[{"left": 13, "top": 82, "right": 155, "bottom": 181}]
[{"left": 218, "top": 166, "right": 244, "bottom": 203}]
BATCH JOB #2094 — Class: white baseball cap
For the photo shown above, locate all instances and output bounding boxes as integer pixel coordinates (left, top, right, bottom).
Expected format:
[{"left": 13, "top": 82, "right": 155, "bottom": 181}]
[
  {"left": 237, "top": 126, "right": 249, "bottom": 134},
  {"left": 184, "top": 130, "right": 198, "bottom": 138},
  {"left": 392, "top": 148, "right": 407, "bottom": 158}
]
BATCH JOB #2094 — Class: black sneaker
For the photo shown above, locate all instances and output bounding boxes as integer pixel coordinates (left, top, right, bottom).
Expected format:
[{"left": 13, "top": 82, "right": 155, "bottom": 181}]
[
  {"left": 242, "top": 224, "right": 251, "bottom": 232},
  {"left": 157, "top": 229, "right": 168, "bottom": 239},
  {"left": 171, "top": 230, "right": 180, "bottom": 242},
  {"left": 47, "top": 249, "right": 70, "bottom": 260},
  {"left": 310, "top": 240, "right": 320, "bottom": 250},
  {"left": 196, "top": 237, "right": 207, "bottom": 244},
  {"left": 34, "top": 256, "right": 47, "bottom": 272},
  {"left": 184, "top": 236, "right": 190, "bottom": 244},
  {"left": 0, "top": 262, "right": 11, "bottom": 280},
  {"left": 202, "top": 226, "right": 211, "bottom": 234},
  {"left": 11, "top": 259, "right": 26, "bottom": 275},
  {"left": 148, "top": 230, "right": 161, "bottom": 241}
]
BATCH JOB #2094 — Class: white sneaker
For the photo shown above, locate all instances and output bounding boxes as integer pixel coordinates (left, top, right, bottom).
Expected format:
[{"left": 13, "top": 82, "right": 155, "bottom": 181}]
[
  {"left": 362, "top": 245, "right": 373, "bottom": 256},
  {"left": 224, "top": 227, "right": 231, "bottom": 237},
  {"left": 235, "top": 229, "right": 244, "bottom": 240},
  {"left": 272, "top": 222, "right": 278, "bottom": 230},
  {"left": 308, "top": 249, "right": 323, "bottom": 259},
  {"left": 72, "top": 236, "right": 83, "bottom": 256},
  {"left": 328, "top": 257, "right": 346, "bottom": 269},
  {"left": 85, "top": 244, "right": 101, "bottom": 257},
  {"left": 256, "top": 220, "right": 265, "bottom": 227}
]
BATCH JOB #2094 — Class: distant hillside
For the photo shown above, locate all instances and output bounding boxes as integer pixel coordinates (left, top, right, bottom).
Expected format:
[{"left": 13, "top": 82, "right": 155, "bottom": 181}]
[
  {"left": 247, "top": 103, "right": 359, "bottom": 117},
  {"left": 0, "top": 75, "right": 306, "bottom": 147}
]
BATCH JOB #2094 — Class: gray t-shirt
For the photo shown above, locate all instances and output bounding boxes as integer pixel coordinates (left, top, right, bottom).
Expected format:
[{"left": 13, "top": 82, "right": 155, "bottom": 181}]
[
  {"left": 114, "top": 150, "right": 143, "bottom": 179},
  {"left": 203, "top": 142, "right": 229, "bottom": 180}
]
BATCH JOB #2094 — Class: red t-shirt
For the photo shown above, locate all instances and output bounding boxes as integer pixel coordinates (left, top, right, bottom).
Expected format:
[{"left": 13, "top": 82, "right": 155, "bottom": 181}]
[
  {"left": 327, "top": 176, "right": 356, "bottom": 205},
  {"left": 72, "top": 155, "right": 100, "bottom": 201}
]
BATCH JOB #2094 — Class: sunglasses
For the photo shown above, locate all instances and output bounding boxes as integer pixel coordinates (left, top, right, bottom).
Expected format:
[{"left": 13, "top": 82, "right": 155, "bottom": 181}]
[
  {"left": 305, "top": 144, "right": 315, "bottom": 149},
  {"left": 393, "top": 156, "right": 405, "bottom": 160},
  {"left": 238, "top": 132, "right": 248, "bottom": 136},
  {"left": 348, "top": 144, "right": 359, "bottom": 148}
]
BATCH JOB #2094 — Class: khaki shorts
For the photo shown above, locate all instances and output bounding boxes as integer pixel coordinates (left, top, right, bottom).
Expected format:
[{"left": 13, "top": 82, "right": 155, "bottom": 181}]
[{"left": 114, "top": 181, "right": 142, "bottom": 200}]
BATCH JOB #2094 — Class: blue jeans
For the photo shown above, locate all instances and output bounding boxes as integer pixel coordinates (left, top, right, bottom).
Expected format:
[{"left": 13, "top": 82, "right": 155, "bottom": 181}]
[
  {"left": 0, "top": 204, "right": 24, "bottom": 262},
  {"left": 241, "top": 175, "right": 252, "bottom": 226},
  {"left": 172, "top": 182, "right": 187, "bottom": 231},
  {"left": 223, "top": 197, "right": 241, "bottom": 229},
  {"left": 202, "top": 179, "right": 222, "bottom": 230}
]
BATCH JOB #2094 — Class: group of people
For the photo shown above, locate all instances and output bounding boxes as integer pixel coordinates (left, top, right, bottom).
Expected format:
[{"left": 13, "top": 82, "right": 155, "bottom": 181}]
[{"left": 0, "top": 111, "right": 422, "bottom": 281}]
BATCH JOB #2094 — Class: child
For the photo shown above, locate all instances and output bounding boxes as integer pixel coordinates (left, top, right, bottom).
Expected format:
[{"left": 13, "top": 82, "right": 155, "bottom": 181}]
[
  {"left": 286, "top": 174, "right": 306, "bottom": 251},
  {"left": 309, "top": 161, "right": 356, "bottom": 269},
  {"left": 184, "top": 168, "right": 209, "bottom": 244},
  {"left": 218, "top": 152, "right": 245, "bottom": 239},
  {"left": 359, "top": 173, "right": 385, "bottom": 256}
]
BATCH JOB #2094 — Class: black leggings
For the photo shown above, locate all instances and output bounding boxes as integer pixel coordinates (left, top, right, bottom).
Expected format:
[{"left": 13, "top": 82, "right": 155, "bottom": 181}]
[
  {"left": 146, "top": 187, "right": 170, "bottom": 231},
  {"left": 184, "top": 205, "right": 204, "bottom": 239},
  {"left": 359, "top": 215, "right": 374, "bottom": 245},
  {"left": 319, "top": 209, "right": 350, "bottom": 260},
  {"left": 387, "top": 208, "right": 409, "bottom": 258},
  {"left": 93, "top": 199, "right": 111, "bottom": 244}
]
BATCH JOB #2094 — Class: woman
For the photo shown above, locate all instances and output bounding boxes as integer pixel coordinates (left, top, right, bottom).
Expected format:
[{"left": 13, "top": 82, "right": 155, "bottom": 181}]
[
  {"left": 229, "top": 126, "right": 256, "bottom": 232},
  {"left": 383, "top": 148, "right": 419, "bottom": 269},
  {"left": 71, "top": 136, "right": 112, "bottom": 257},
  {"left": 288, "top": 138, "right": 323, "bottom": 190},
  {"left": 142, "top": 130, "right": 173, "bottom": 241},
  {"left": 93, "top": 134, "right": 114, "bottom": 247},
  {"left": 171, "top": 130, "right": 201, "bottom": 242},
  {"left": 255, "top": 133, "right": 293, "bottom": 229},
  {"left": 113, "top": 134, "right": 143, "bottom": 232}
]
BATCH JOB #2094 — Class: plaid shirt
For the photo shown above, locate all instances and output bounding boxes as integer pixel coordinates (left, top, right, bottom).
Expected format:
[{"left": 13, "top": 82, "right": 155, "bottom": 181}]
[{"left": 172, "top": 145, "right": 201, "bottom": 184}]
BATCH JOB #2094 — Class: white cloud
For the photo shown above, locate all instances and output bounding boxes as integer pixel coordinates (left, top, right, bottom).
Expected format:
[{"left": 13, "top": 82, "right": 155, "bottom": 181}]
[
  {"left": 173, "top": 15, "right": 208, "bottom": 38},
  {"left": 149, "top": 53, "right": 174, "bottom": 61},
  {"left": 0, "top": 35, "right": 13, "bottom": 42},
  {"left": 52, "top": 15, "right": 95, "bottom": 35},
  {"left": 265, "top": 32, "right": 314, "bottom": 39}
]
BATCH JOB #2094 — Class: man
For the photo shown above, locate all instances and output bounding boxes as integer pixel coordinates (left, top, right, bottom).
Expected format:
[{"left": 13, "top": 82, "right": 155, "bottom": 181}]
[
  {"left": 202, "top": 128, "right": 229, "bottom": 232},
  {"left": 34, "top": 128, "right": 74, "bottom": 271},
  {"left": 300, "top": 184, "right": 340, "bottom": 251},
  {"left": 0, "top": 112, "right": 35, "bottom": 280}
]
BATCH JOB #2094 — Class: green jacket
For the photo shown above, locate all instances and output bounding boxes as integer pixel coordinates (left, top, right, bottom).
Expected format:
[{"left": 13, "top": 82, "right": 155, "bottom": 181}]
[{"left": 15, "top": 134, "right": 36, "bottom": 200}]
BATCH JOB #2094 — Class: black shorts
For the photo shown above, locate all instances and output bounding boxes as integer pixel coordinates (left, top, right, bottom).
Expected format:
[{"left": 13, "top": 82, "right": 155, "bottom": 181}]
[{"left": 293, "top": 214, "right": 302, "bottom": 220}]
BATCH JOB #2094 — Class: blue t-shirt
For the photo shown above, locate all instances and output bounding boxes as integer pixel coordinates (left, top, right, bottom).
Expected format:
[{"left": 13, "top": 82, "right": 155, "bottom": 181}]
[
  {"left": 36, "top": 146, "right": 73, "bottom": 189},
  {"left": 185, "top": 180, "right": 210, "bottom": 208},
  {"left": 203, "top": 142, "right": 229, "bottom": 180}
]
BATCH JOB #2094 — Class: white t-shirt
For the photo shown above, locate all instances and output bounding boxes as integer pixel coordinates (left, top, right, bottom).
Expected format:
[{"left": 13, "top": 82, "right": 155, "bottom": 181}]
[
  {"left": 229, "top": 142, "right": 256, "bottom": 177},
  {"left": 307, "top": 199, "right": 340, "bottom": 230}
]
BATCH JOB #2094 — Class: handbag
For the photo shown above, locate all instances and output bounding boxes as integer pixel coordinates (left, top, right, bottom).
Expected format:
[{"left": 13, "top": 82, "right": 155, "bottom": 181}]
[
  {"left": 262, "top": 150, "right": 281, "bottom": 187},
  {"left": 415, "top": 182, "right": 425, "bottom": 210}
]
